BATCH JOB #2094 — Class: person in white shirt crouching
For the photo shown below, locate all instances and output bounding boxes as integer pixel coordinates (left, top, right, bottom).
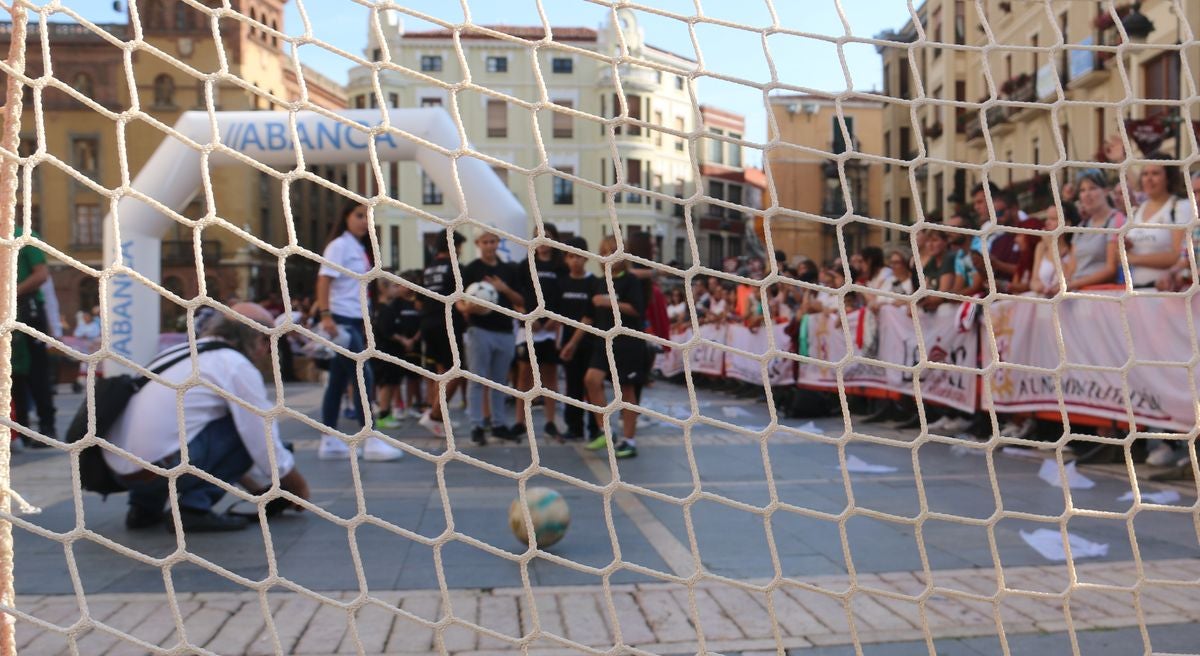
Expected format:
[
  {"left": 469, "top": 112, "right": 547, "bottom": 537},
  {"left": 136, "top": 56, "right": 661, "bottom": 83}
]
[{"left": 106, "top": 302, "right": 310, "bottom": 533}]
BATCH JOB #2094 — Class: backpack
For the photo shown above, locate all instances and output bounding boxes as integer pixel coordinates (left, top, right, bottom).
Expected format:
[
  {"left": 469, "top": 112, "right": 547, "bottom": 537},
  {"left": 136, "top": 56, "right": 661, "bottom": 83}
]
[{"left": 65, "top": 341, "right": 232, "bottom": 497}]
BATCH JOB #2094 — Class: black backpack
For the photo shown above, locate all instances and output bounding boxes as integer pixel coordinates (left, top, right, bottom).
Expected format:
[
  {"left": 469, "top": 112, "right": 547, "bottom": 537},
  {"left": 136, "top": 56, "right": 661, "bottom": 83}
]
[{"left": 65, "top": 341, "right": 232, "bottom": 497}]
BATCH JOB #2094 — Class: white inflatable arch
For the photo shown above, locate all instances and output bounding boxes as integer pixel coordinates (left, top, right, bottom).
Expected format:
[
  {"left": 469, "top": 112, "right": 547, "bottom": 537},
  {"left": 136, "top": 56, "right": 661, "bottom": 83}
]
[{"left": 103, "top": 108, "right": 526, "bottom": 373}]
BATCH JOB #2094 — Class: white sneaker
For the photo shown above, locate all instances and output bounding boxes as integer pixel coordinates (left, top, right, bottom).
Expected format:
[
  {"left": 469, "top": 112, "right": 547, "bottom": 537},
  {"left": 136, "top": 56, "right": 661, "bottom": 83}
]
[
  {"left": 928, "top": 416, "right": 952, "bottom": 431},
  {"left": 318, "top": 435, "right": 355, "bottom": 460},
  {"left": 1146, "top": 443, "right": 1178, "bottom": 467},
  {"left": 363, "top": 437, "right": 404, "bottom": 462},
  {"left": 406, "top": 408, "right": 424, "bottom": 420},
  {"left": 940, "top": 416, "right": 973, "bottom": 433},
  {"left": 1000, "top": 419, "right": 1035, "bottom": 440},
  {"left": 418, "top": 411, "right": 445, "bottom": 437}
]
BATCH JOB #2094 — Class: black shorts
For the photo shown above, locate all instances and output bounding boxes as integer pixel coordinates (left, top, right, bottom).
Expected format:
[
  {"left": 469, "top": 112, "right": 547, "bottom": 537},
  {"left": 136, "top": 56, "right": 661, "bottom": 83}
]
[
  {"left": 516, "top": 338, "right": 560, "bottom": 366},
  {"left": 375, "top": 350, "right": 421, "bottom": 384},
  {"left": 422, "top": 319, "right": 454, "bottom": 371},
  {"left": 586, "top": 335, "right": 646, "bottom": 387}
]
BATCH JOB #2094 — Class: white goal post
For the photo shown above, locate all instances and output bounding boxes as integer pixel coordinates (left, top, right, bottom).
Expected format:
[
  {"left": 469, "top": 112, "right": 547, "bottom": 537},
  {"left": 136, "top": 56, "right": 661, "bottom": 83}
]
[{"left": 103, "top": 107, "right": 525, "bottom": 372}]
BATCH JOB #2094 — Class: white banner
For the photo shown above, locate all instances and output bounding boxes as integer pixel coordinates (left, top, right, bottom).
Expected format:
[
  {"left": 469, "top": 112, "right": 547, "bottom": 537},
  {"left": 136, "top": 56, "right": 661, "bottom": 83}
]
[
  {"left": 688, "top": 324, "right": 728, "bottom": 376},
  {"left": 654, "top": 328, "right": 691, "bottom": 378},
  {"left": 983, "top": 293, "right": 1199, "bottom": 431},
  {"left": 724, "top": 323, "right": 796, "bottom": 386}
]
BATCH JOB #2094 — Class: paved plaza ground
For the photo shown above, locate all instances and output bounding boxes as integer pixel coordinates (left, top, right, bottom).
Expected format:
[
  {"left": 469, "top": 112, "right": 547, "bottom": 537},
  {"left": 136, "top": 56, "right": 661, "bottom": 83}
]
[{"left": 7, "top": 379, "right": 1200, "bottom": 654}]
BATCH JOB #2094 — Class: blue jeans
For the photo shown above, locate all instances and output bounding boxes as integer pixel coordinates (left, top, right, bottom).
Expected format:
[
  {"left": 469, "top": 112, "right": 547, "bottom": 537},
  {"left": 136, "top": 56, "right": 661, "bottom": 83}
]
[
  {"left": 321, "top": 315, "right": 375, "bottom": 432},
  {"left": 467, "top": 327, "right": 515, "bottom": 430},
  {"left": 123, "top": 415, "right": 252, "bottom": 514}
]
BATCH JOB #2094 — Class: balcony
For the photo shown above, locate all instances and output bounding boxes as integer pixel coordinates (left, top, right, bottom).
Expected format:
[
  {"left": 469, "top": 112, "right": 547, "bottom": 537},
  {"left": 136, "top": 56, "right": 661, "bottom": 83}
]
[
  {"left": 985, "top": 104, "right": 1013, "bottom": 136},
  {"left": 965, "top": 113, "right": 984, "bottom": 141},
  {"left": 163, "top": 240, "right": 222, "bottom": 267}
]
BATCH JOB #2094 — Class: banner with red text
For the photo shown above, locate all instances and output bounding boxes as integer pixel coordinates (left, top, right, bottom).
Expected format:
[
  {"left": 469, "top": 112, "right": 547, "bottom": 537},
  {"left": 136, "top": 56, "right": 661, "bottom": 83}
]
[
  {"left": 688, "top": 323, "right": 727, "bottom": 376},
  {"left": 724, "top": 323, "right": 797, "bottom": 386},
  {"left": 982, "top": 293, "right": 1198, "bottom": 431}
]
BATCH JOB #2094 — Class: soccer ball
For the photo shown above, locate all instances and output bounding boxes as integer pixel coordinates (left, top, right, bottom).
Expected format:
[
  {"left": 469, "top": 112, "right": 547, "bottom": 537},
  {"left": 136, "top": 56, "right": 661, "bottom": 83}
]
[
  {"left": 465, "top": 281, "right": 498, "bottom": 312},
  {"left": 508, "top": 487, "right": 570, "bottom": 548}
]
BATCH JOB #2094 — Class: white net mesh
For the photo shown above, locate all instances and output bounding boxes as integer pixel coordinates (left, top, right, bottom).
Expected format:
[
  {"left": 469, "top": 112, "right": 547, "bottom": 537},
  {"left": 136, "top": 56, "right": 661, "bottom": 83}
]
[{"left": 2, "top": 0, "right": 1200, "bottom": 654}]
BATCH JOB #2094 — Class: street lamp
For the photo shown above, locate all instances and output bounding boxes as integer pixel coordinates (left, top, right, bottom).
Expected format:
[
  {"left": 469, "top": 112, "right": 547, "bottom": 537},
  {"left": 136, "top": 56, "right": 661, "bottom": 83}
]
[{"left": 1121, "top": 3, "right": 1156, "bottom": 43}]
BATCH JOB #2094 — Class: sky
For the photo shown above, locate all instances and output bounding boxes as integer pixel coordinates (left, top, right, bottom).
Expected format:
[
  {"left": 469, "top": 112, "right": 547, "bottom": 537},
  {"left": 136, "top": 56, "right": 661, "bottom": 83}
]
[{"left": 48, "top": 1, "right": 916, "bottom": 166}]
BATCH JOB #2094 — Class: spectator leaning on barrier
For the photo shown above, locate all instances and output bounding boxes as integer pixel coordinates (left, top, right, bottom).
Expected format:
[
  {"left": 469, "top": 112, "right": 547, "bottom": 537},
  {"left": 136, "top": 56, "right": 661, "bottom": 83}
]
[
  {"left": 106, "top": 302, "right": 311, "bottom": 533},
  {"left": 1156, "top": 170, "right": 1200, "bottom": 292},
  {"left": 1068, "top": 168, "right": 1124, "bottom": 291},
  {"left": 1029, "top": 202, "right": 1078, "bottom": 297},
  {"left": 1125, "top": 152, "right": 1190, "bottom": 289}
]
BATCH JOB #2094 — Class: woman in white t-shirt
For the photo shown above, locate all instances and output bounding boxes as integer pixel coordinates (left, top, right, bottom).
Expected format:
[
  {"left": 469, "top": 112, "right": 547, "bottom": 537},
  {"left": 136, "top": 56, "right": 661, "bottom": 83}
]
[
  {"left": 313, "top": 202, "right": 402, "bottom": 461},
  {"left": 1125, "top": 153, "right": 1191, "bottom": 288}
]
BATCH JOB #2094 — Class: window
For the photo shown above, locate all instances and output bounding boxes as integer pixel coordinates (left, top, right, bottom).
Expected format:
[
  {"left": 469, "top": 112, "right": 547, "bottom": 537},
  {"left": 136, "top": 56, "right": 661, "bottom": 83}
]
[
  {"left": 422, "top": 172, "right": 443, "bottom": 205},
  {"left": 175, "top": 2, "right": 192, "bottom": 30},
  {"left": 883, "top": 62, "right": 891, "bottom": 97},
  {"left": 354, "top": 95, "right": 366, "bottom": 109},
  {"left": 955, "top": 0, "right": 966, "bottom": 45},
  {"left": 612, "top": 93, "right": 642, "bottom": 135},
  {"left": 675, "top": 75, "right": 684, "bottom": 90},
  {"left": 727, "top": 184, "right": 743, "bottom": 217},
  {"left": 551, "top": 57, "right": 573, "bottom": 74},
  {"left": 729, "top": 133, "right": 742, "bottom": 168},
  {"left": 486, "top": 100, "right": 507, "bottom": 138},
  {"left": 73, "top": 203, "right": 102, "bottom": 247},
  {"left": 654, "top": 111, "right": 664, "bottom": 146},
  {"left": 955, "top": 80, "right": 967, "bottom": 133},
  {"left": 899, "top": 56, "right": 910, "bottom": 97},
  {"left": 486, "top": 56, "right": 508, "bottom": 73},
  {"left": 899, "top": 126, "right": 911, "bottom": 159},
  {"left": 626, "top": 159, "right": 643, "bottom": 202},
  {"left": 389, "top": 162, "right": 399, "bottom": 200},
  {"left": 421, "top": 55, "right": 442, "bottom": 72},
  {"left": 146, "top": 0, "right": 164, "bottom": 29},
  {"left": 675, "top": 117, "right": 685, "bottom": 151},
  {"left": 388, "top": 93, "right": 399, "bottom": 108},
  {"left": 389, "top": 226, "right": 400, "bottom": 269},
  {"left": 72, "top": 137, "right": 99, "bottom": 177},
  {"left": 553, "top": 100, "right": 574, "bottom": 138},
  {"left": 153, "top": 74, "right": 175, "bottom": 107},
  {"left": 71, "top": 72, "right": 93, "bottom": 96},
  {"left": 932, "top": 6, "right": 942, "bottom": 52},
  {"left": 707, "top": 128, "right": 724, "bottom": 163},
  {"left": 553, "top": 166, "right": 574, "bottom": 204},
  {"left": 1144, "top": 52, "right": 1182, "bottom": 107},
  {"left": 420, "top": 97, "right": 442, "bottom": 107},
  {"left": 371, "top": 48, "right": 383, "bottom": 62}
]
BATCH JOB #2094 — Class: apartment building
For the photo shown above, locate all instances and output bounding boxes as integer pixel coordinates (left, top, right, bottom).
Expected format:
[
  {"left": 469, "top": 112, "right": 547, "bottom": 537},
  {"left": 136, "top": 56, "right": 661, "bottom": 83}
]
[
  {"left": 880, "top": 0, "right": 1200, "bottom": 222},
  {"left": 0, "top": 0, "right": 347, "bottom": 325},
  {"left": 344, "top": 9, "right": 699, "bottom": 269},
  {"left": 693, "top": 105, "right": 766, "bottom": 268},
  {"left": 766, "top": 94, "right": 886, "bottom": 264}
]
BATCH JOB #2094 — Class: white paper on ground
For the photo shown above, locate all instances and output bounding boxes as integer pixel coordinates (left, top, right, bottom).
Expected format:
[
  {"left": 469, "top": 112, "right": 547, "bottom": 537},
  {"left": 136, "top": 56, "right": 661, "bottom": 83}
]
[
  {"left": 1117, "top": 489, "right": 1182, "bottom": 504},
  {"left": 1020, "top": 528, "right": 1109, "bottom": 561},
  {"left": 839, "top": 454, "right": 899, "bottom": 474},
  {"left": 1038, "top": 459, "right": 1096, "bottom": 490},
  {"left": 669, "top": 405, "right": 693, "bottom": 420},
  {"left": 793, "top": 420, "right": 825, "bottom": 435},
  {"left": 721, "top": 406, "right": 752, "bottom": 418}
]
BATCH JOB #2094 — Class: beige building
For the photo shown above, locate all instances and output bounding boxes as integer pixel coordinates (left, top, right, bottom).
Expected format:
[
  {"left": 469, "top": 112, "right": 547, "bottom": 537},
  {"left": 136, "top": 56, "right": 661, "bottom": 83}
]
[
  {"left": 695, "top": 105, "right": 765, "bottom": 268},
  {"left": 345, "top": 9, "right": 699, "bottom": 270},
  {"left": 1, "top": 0, "right": 347, "bottom": 326},
  {"left": 880, "top": 0, "right": 1200, "bottom": 221},
  {"left": 766, "top": 95, "right": 886, "bottom": 264}
]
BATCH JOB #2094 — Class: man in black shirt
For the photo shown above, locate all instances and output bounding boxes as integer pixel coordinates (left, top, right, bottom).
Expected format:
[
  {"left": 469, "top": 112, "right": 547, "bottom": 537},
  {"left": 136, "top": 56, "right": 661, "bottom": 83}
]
[
  {"left": 584, "top": 236, "right": 645, "bottom": 459},
  {"left": 557, "top": 237, "right": 600, "bottom": 441},
  {"left": 455, "top": 229, "right": 525, "bottom": 445},
  {"left": 417, "top": 230, "right": 465, "bottom": 437}
]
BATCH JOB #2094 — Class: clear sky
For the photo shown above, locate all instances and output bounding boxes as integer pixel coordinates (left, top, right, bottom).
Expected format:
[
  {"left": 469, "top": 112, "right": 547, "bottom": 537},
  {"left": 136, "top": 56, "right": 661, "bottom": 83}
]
[{"left": 50, "top": 1, "right": 916, "bottom": 166}]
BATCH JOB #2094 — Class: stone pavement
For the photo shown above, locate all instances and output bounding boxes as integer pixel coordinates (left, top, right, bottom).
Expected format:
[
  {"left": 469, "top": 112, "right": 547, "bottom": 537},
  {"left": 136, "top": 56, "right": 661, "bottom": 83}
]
[{"left": 7, "top": 380, "right": 1200, "bottom": 654}]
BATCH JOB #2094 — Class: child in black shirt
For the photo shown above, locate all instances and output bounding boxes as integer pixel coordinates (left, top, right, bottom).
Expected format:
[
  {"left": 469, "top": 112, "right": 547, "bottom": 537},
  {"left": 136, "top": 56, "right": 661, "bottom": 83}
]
[{"left": 557, "top": 237, "right": 600, "bottom": 441}]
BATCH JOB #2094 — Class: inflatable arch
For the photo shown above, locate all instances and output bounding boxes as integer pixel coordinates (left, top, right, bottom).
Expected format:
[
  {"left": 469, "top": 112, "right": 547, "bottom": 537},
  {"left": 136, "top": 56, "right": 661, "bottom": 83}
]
[{"left": 103, "top": 108, "right": 526, "bottom": 374}]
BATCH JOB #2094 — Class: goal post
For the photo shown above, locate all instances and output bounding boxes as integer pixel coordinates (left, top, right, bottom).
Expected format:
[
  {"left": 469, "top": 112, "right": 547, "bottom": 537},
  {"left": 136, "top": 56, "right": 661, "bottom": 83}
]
[{"left": 103, "top": 107, "right": 525, "bottom": 372}]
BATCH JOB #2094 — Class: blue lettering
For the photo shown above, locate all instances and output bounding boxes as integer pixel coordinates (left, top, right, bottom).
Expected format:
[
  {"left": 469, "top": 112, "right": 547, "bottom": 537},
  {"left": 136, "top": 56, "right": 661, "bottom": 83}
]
[
  {"left": 296, "top": 123, "right": 314, "bottom": 150},
  {"left": 266, "top": 122, "right": 289, "bottom": 151},
  {"left": 241, "top": 123, "right": 265, "bottom": 151},
  {"left": 111, "top": 239, "right": 136, "bottom": 358},
  {"left": 316, "top": 121, "right": 341, "bottom": 150},
  {"left": 344, "top": 123, "right": 368, "bottom": 149}
]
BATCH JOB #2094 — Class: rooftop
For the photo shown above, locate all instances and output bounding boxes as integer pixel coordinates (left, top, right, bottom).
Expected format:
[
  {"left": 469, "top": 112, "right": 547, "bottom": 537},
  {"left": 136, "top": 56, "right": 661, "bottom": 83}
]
[{"left": 404, "top": 25, "right": 599, "bottom": 42}]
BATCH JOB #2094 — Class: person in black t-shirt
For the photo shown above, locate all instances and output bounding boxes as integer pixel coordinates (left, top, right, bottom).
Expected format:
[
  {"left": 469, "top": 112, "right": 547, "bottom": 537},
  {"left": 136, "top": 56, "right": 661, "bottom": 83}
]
[
  {"left": 393, "top": 271, "right": 425, "bottom": 417},
  {"left": 514, "top": 223, "right": 567, "bottom": 441},
  {"left": 417, "top": 230, "right": 465, "bottom": 437},
  {"left": 583, "top": 236, "right": 645, "bottom": 459},
  {"left": 557, "top": 236, "right": 600, "bottom": 441},
  {"left": 372, "top": 278, "right": 406, "bottom": 430},
  {"left": 455, "top": 229, "right": 525, "bottom": 445}
]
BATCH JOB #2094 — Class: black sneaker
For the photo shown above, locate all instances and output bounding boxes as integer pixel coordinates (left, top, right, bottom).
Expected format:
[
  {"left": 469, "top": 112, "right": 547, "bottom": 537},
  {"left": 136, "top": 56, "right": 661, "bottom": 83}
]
[
  {"left": 544, "top": 422, "right": 563, "bottom": 442},
  {"left": 125, "top": 506, "right": 164, "bottom": 530},
  {"left": 614, "top": 441, "right": 638, "bottom": 459},
  {"left": 471, "top": 427, "right": 487, "bottom": 446},
  {"left": 495, "top": 424, "right": 524, "bottom": 443},
  {"left": 166, "top": 510, "right": 249, "bottom": 533}
]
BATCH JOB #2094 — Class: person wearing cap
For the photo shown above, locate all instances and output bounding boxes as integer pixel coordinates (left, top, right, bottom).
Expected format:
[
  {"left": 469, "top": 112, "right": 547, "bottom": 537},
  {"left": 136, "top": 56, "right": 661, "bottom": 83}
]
[{"left": 105, "top": 303, "right": 311, "bottom": 533}]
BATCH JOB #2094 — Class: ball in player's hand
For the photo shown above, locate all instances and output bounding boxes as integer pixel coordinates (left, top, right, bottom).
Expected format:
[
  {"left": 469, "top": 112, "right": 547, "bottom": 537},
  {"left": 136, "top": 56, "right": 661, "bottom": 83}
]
[
  {"left": 465, "top": 281, "right": 499, "bottom": 313},
  {"left": 509, "top": 487, "right": 570, "bottom": 548}
]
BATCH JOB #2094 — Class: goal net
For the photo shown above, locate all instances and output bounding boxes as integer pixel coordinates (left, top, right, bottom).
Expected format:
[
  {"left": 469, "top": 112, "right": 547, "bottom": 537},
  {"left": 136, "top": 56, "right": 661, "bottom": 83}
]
[{"left": 2, "top": 0, "right": 1200, "bottom": 654}]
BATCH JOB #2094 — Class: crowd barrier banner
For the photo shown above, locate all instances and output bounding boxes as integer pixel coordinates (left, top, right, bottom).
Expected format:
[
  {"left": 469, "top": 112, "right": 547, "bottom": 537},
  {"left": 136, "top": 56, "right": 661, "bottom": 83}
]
[
  {"left": 876, "top": 303, "right": 980, "bottom": 414},
  {"left": 983, "top": 293, "right": 1198, "bottom": 432},
  {"left": 725, "top": 323, "right": 797, "bottom": 386},
  {"left": 688, "top": 323, "right": 728, "bottom": 376},
  {"left": 656, "top": 328, "right": 690, "bottom": 378}
]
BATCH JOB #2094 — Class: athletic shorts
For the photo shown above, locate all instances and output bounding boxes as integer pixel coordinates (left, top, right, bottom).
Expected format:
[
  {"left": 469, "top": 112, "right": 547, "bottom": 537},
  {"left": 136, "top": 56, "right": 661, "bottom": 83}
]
[
  {"left": 422, "top": 319, "right": 454, "bottom": 371},
  {"left": 586, "top": 335, "right": 646, "bottom": 387},
  {"left": 516, "top": 338, "right": 560, "bottom": 366}
]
